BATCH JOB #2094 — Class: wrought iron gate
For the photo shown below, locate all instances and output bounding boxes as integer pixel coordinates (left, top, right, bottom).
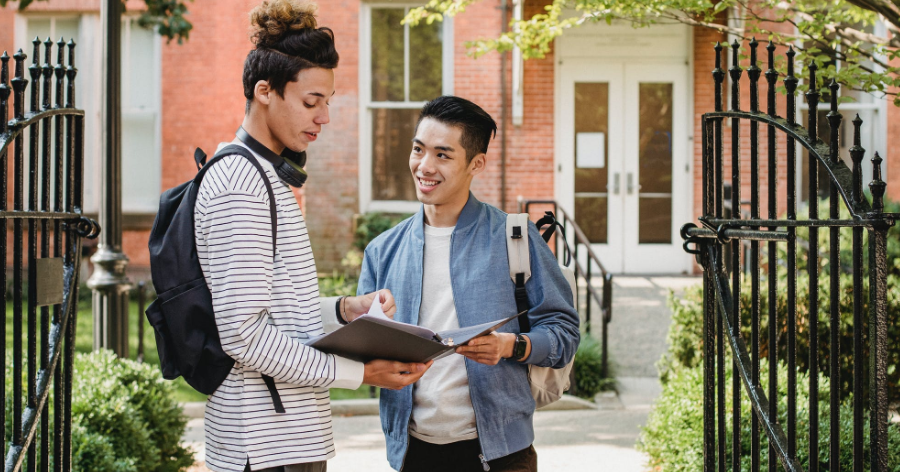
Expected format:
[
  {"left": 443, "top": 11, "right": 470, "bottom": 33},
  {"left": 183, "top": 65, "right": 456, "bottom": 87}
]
[
  {"left": 682, "top": 40, "right": 896, "bottom": 471},
  {"left": 0, "top": 38, "right": 99, "bottom": 472}
]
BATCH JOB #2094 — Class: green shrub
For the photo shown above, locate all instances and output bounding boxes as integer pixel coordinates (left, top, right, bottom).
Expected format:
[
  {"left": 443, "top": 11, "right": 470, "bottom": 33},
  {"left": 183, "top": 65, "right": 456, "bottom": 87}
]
[
  {"left": 4, "top": 350, "right": 194, "bottom": 472},
  {"left": 352, "top": 212, "right": 412, "bottom": 251},
  {"left": 573, "top": 336, "right": 613, "bottom": 399},
  {"left": 640, "top": 361, "right": 900, "bottom": 471}
]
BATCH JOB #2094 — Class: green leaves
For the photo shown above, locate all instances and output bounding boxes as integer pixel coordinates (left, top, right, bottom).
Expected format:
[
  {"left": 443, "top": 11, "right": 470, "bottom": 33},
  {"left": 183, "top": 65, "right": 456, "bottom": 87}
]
[{"left": 411, "top": 0, "right": 900, "bottom": 105}]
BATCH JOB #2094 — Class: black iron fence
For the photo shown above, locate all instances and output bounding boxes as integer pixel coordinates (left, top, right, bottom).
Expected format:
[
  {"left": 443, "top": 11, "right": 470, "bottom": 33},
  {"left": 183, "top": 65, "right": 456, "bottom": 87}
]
[
  {"left": 682, "top": 40, "right": 896, "bottom": 471},
  {"left": 518, "top": 200, "right": 613, "bottom": 377},
  {"left": 0, "top": 38, "right": 99, "bottom": 472}
]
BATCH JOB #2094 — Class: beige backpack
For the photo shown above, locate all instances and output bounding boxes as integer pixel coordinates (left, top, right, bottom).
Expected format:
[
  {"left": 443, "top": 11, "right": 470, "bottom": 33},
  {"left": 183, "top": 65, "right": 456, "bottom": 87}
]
[{"left": 506, "top": 213, "right": 577, "bottom": 409}]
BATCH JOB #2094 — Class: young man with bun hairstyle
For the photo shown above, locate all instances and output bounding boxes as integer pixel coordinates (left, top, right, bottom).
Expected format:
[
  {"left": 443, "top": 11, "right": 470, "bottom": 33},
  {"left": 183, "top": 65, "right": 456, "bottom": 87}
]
[
  {"left": 358, "top": 96, "right": 580, "bottom": 471},
  {"left": 195, "top": 2, "right": 430, "bottom": 471}
]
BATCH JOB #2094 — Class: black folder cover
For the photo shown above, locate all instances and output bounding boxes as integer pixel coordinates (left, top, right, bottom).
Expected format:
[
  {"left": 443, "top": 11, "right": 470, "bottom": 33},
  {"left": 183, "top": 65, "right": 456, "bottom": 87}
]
[{"left": 307, "top": 311, "right": 524, "bottom": 363}]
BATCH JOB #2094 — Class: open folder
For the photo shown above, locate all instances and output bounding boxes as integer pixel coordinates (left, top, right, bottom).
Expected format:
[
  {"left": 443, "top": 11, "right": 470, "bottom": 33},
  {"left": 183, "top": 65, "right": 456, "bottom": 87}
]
[{"left": 307, "top": 299, "right": 525, "bottom": 363}]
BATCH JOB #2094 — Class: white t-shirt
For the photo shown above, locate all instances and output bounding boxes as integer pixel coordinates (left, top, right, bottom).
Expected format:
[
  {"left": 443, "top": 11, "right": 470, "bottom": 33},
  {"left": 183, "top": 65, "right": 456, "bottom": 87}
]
[{"left": 408, "top": 224, "right": 478, "bottom": 444}]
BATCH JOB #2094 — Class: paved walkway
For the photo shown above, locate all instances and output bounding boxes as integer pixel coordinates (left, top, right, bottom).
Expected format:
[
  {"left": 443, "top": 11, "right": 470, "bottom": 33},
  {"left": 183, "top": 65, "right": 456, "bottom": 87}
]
[{"left": 185, "top": 275, "right": 702, "bottom": 472}]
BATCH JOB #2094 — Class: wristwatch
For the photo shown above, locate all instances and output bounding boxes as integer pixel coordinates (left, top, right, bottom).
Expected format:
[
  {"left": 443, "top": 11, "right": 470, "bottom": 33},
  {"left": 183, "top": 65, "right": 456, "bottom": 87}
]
[{"left": 512, "top": 334, "right": 528, "bottom": 360}]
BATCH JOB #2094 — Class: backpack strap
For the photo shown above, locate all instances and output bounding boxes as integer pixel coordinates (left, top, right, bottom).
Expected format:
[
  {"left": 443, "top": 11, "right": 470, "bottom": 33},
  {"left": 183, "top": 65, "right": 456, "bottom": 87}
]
[
  {"left": 534, "top": 211, "right": 571, "bottom": 267},
  {"left": 197, "top": 144, "right": 285, "bottom": 414},
  {"left": 506, "top": 213, "right": 532, "bottom": 332}
]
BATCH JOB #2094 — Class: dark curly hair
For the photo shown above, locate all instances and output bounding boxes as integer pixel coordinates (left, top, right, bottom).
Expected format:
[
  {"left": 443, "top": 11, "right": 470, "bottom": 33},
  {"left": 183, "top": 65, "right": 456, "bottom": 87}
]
[{"left": 243, "top": 0, "right": 339, "bottom": 113}]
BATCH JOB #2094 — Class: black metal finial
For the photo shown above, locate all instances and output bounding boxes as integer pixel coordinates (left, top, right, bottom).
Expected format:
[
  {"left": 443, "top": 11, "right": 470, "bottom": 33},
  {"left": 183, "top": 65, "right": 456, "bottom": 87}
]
[
  {"left": 731, "top": 39, "right": 741, "bottom": 66},
  {"left": 55, "top": 37, "right": 65, "bottom": 108},
  {"left": 713, "top": 42, "right": 725, "bottom": 112},
  {"left": 806, "top": 62, "right": 820, "bottom": 142},
  {"left": 65, "top": 40, "right": 77, "bottom": 108},
  {"left": 849, "top": 114, "right": 865, "bottom": 205},
  {"left": 730, "top": 40, "right": 743, "bottom": 111},
  {"left": 870, "top": 152, "right": 886, "bottom": 213},
  {"left": 748, "top": 38, "right": 761, "bottom": 112},
  {"left": 42, "top": 37, "right": 53, "bottom": 110},
  {"left": 11, "top": 49, "right": 28, "bottom": 120},
  {"left": 765, "top": 41, "right": 777, "bottom": 117},
  {"left": 785, "top": 46, "right": 798, "bottom": 94},
  {"left": 29, "top": 37, "right": 42, "bottom": 113},
  {"left": 715, "top": 42, "right": 723, "bottom": 68},
  {"left": 0, "top": 51, "right": 9, "bottom": 135},
  {"left": 827, "top": 80, "right": 842, "bottom": 164}
]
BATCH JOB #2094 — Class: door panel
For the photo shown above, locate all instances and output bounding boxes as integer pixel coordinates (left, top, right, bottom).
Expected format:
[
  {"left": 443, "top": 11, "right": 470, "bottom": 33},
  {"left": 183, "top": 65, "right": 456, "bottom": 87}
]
[
  {"left": 558, "top": 61, "right": 690, "bottom": 274},
  {"left": 622, "top": 64, "right": 689, "bottom": 273},
  {"left": 558, "top": 61, "right": 624, "bottom": 272}
]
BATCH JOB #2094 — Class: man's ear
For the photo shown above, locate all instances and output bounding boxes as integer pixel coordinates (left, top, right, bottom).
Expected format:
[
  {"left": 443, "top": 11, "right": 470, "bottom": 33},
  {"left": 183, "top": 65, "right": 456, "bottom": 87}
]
[
  {"left": 468, "top": 152, "right": 487, "bottom": 176},
  {"left": 254, "top": 80, "right": 272, "bottom": 106}
]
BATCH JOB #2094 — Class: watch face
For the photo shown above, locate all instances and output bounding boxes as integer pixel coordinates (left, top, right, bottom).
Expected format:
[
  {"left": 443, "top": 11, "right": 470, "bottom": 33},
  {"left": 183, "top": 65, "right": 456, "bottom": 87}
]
[{"left": 514, "top": 335, "right": 527, "bottom": 358}]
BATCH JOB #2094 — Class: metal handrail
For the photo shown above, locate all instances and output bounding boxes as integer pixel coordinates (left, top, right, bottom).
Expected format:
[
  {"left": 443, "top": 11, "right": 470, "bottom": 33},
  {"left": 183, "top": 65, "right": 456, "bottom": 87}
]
[{"left": 518, "top": 199, "right": 613, "bottom": 378}]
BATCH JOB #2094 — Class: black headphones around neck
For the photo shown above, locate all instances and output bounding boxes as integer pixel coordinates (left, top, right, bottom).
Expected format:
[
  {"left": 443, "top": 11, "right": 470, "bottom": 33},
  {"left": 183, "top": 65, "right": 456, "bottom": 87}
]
[{"left": 236, "top": 127, "right": 308, "bottom": 188}]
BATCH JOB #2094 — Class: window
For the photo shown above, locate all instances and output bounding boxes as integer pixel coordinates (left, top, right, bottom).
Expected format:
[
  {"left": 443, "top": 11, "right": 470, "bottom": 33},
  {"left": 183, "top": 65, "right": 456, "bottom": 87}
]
[
  {"left": 20, "top": 14, "right": 162, "bottom": 216},
  {"left": 360, "top": 4, "right": 453, "bottom": 213}
]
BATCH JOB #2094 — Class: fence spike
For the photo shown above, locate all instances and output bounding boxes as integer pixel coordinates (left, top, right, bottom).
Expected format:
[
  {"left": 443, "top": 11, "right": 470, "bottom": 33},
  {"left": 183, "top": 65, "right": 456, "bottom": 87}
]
[
  {"left": 806, "top": 61, "right": 820, "bottom": 142},
  {"left": 765, "top": 41, "right": 777, "bottom": 118},
  {"left": 12, "top": 49, "right": 28, "bottom": 120},
  {"left": 55, "top": 38, "right": 65, "bottom": 108},
  {"left": 30, "top": 37, "right": 41, "bottom": 113},
  {"left": 850, "top": 114, "right": 865, "bottom": 206},
  {"left": 1, "top": 51, "right": 9, "bottom": 135},
  {"left": 784, "top": 46, "right": 798, "bottom": 95},
  {"left": 827, "top": 80, "right": 842, "bottom": 165},
  {"left": 748, "top": 38, "right": 761, "bottom": 113},
  {"left": 65, "top": 40, "right": 76, "bottom": 108},
  {"left": 714, "top": 42, "right": 724, "bottom": 112},
  {"left": 42, "top": 37, "right": 53, "bottom": 111},
  {"left": 730, "top": 40, "right": 743, "bottom": 112},
  {"left": 870, "top": 152, "right": 885, "bottom": 213}
]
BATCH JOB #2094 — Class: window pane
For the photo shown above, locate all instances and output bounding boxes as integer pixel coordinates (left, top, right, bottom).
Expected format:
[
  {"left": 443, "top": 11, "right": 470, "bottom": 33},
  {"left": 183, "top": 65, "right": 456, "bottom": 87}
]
[
  {"left": 371, "top": 8, "right": 405, "bottom": 102},
  {"left": 638, "top": 83, "right": 673, "bottom": 243},
  {"left": 638, "top": 197, "right": 672, "bottom": 244},
  {"left": 574, "top": 82, "right": 609, "bottom": 244},
  {"left": 372, "top": 108, "right": 419, "bottom": 201},
  {"left": 125, "top": 19, "right": 158, "bottom": 110},
  {"left": 408, "top": 21, "right": 442, "bottom": 101}
]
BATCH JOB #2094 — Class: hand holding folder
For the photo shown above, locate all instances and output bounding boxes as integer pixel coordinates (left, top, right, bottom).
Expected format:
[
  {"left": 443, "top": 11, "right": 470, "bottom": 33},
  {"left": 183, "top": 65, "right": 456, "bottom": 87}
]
[{"left": 308, "top": 298, "right": 524, "bottom": 363}]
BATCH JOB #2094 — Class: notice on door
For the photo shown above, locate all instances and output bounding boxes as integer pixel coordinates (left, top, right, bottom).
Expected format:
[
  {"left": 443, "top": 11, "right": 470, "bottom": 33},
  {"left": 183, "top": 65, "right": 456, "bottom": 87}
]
[{"left": 576, "top": 132, "right": 605, "bottom": 168}]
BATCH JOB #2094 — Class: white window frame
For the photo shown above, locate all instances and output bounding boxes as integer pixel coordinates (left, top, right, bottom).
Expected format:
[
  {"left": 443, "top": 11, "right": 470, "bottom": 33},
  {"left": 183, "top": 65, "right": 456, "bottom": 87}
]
[
  {"left": 358, "top": 3, "right": 454, "bottom": 214},
  {"left": 120, "top": 15, "right": 163, "bottom": 215}
]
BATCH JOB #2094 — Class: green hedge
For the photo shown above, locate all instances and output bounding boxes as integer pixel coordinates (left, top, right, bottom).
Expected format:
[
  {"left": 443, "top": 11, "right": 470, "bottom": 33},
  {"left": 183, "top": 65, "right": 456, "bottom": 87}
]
[
  {"left": 5, "top": 350, "right": 194, "bottom": 472},
  {"left": 640, "top": 360, "right": 900, "bottom": 471}
]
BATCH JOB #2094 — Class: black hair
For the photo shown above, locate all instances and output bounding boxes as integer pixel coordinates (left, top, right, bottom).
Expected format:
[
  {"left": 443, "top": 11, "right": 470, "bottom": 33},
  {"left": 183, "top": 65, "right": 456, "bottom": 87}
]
[
  {"left": 243, "top": 1, "right": 339, "bottom": 113},
  {"left": 416, "top": 95, "right": 498, "bottom": 162}
]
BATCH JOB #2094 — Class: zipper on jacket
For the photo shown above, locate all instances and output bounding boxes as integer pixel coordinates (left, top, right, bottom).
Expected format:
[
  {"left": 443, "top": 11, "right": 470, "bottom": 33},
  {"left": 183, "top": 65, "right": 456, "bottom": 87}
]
[{"left": 478, "top": 454, "right": 491, "bottom": 471}]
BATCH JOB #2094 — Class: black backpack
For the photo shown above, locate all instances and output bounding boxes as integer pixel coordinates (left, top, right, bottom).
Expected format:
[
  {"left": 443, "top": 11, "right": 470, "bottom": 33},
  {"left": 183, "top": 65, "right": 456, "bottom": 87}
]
[{"left": 145, "top": 144, "right": 284, "bottom": 412}]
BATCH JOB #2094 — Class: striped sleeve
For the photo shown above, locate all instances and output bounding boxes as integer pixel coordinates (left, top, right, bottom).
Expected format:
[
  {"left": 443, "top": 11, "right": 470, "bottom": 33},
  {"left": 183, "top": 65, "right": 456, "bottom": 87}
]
[{"left": 197, "top": 188, "right": 362, "bottom": 389}]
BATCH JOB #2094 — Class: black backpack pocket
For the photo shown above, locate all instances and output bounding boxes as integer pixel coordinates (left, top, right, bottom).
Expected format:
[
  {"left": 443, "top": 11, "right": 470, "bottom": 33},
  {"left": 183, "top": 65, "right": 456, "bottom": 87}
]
[
  {"left": 152, "top": 278, "right": 234, "bottom": 394},
  {"left": 145, "top": 298, "right": 180, "bottom": 380}
]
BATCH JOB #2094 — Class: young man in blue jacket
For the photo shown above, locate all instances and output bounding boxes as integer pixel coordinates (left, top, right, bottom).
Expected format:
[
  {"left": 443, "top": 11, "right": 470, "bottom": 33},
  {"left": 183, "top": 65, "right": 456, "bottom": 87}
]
[{"left": 357, "top": 96, "right": 580, "bottom": 472}]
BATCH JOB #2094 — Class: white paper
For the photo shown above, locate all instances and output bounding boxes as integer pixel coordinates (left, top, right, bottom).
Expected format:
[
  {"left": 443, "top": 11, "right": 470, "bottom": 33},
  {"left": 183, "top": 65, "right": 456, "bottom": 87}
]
[
  {"left": 356, "top": 296, "right": 438, "bottom": 340},
  {"left": 576, "top": 132, "right": 605, "bottom": 168}
]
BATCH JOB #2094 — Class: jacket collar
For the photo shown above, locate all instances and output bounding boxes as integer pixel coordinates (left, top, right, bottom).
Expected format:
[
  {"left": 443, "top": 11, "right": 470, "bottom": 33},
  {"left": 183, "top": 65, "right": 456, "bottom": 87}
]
[{"left": 412, "top": 192, "right": 482, "bottom": 241}]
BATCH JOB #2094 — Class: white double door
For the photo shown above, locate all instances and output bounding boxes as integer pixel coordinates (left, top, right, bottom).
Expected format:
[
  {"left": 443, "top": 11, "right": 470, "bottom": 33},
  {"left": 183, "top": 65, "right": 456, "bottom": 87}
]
[{"left": 557, "top": 60, "right": 692, "bottom": 274}]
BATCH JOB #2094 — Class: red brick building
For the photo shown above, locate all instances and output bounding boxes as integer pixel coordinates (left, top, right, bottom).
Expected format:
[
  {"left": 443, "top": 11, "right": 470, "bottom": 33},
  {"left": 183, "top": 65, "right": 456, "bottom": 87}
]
[{"left": 2, "top": 0, "right": 897, "bottom": 276}]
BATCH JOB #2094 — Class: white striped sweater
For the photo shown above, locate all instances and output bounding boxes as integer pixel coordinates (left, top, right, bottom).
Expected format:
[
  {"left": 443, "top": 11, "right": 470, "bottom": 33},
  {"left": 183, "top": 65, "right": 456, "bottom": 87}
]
[{"left": 193, "top": 141, "right": 364, "bottom": 472}]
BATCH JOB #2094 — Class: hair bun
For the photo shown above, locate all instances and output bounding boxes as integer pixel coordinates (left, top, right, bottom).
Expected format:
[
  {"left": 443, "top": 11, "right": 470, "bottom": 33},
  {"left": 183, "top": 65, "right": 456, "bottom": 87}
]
[{"left": 250, "top": 0, "right": 319, "bottom": 48}]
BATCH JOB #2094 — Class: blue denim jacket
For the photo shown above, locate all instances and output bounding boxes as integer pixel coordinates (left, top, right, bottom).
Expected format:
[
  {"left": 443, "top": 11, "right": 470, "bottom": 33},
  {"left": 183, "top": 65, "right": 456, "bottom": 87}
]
[{"left": 357, "top": 193, "right": 580, "bottom": 470}]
